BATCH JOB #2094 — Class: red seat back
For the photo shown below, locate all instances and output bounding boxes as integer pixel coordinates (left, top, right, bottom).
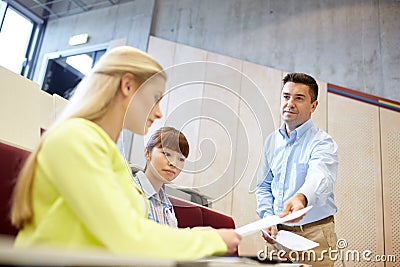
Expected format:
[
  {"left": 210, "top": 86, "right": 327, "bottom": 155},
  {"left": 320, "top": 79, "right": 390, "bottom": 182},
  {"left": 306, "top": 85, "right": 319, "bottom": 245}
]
[
  {"left": 0, "top": 142, "right": 29, "bottom": 236},
  {"left": 169, "top": 196, "right": 235, "bottom": 229}
]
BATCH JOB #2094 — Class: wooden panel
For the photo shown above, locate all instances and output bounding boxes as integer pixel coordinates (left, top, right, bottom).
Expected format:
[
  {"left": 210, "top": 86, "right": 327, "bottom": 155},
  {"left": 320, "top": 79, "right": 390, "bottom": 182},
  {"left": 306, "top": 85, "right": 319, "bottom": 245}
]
[
  {"left": 242, "top": 61, "right": 282, "bottom": 131},
  {"left": 147, "top": 36, "right": 176, "bottom": 69},
  {"left": 38, "top": 90, "right": 55, "bottom": 132},
  {"left": 130, "top": 36, "right": 179, "bottom": 169},
  {"left": 328, "top": 93, "right": 384, "bottom": 267},
  {"left": 313, "top": 80, "right": 327, "bottom": 131},
  {"left": 53, "top": 94, "right": 69, "bottom": 119},
  {"left": 146, "top": 36, "right": 176, "bottom": 139},
  {"left": 0, "top": 66, "right": 41, "bottom": 150},
  {"left": 129, "top": 134, "right": 146, "bottom": 170},
  {"left": 233, "top": 63, "right": 282, "bottom": 256},
  {"left": 380, "top": 107, "right": 400, "bottom": 267},
  {"left": 162, "top": 43, "right": 207, "bottom": 188},
  {"left": 193, "top": 52, "right": 243, "bottom": 214},
  {"left": 145, "top": 36, "right": 176, "bottom": 138}
]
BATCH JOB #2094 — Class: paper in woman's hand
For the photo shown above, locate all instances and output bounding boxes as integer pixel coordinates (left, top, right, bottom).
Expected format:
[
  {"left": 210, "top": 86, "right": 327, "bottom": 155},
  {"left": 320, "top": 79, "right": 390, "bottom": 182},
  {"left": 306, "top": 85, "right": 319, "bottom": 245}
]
[{"left": 234, "top": 206, "right": 313, "bottom": 237}]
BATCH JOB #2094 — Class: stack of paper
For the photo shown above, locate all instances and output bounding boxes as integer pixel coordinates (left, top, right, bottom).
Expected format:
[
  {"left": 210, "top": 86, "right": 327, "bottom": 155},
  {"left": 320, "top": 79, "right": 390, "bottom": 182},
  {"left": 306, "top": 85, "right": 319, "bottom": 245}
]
[
  {"left": 235, "top": 206, "right": 313, "bottom": 237},
  {"left": 235, "top": 206, "right": 319, "bottom": 251}
]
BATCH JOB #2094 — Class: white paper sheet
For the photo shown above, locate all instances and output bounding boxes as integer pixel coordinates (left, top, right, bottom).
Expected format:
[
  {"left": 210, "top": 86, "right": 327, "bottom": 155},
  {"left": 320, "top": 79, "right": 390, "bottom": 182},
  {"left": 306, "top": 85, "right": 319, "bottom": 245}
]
[
  {"left": 262, "top": 229, "right": 319, "bottom": 251},
  {"left": 234, "top": 206, "right": 312, "bottom": 237}
]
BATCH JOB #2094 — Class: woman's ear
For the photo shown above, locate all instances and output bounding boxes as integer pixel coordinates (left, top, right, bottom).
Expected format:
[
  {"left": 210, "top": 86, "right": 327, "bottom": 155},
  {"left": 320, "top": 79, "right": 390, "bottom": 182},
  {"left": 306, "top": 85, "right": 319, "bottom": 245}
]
[{"left": 120, "top": 73, "right": 136, "bottom": 97}]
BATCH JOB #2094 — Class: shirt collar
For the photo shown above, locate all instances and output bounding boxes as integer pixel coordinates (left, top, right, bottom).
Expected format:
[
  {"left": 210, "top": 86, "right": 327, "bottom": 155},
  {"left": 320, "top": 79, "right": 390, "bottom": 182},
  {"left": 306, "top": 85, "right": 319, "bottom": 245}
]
[
  {"left": 279, "top": 119, "right": 313, "bottom": 140},
  {"left": 134, "top": 171, "right": 172, "bottom": 208},
  {"left": 134, "top": 171, "right": 158, "bottom": 199}
]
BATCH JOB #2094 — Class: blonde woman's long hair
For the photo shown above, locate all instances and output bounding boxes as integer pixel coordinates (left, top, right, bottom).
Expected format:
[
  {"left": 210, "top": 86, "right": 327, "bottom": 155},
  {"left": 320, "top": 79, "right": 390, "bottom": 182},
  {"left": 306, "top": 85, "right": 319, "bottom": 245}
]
[{"left": 11, "top": 46, "right": 165, "bottom": 229}]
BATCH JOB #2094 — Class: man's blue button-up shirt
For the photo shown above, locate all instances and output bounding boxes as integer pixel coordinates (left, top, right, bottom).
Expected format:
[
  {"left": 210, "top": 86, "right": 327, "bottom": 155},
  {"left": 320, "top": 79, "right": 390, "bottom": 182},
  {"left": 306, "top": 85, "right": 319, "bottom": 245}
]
[{"left": 256, "top": 119, "right": 338, "bottom": 225}]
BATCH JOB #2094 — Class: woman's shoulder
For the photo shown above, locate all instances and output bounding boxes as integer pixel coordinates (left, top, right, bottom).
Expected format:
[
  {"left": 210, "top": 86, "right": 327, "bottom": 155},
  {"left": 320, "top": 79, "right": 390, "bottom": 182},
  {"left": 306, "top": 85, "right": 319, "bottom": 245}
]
[
  {"left": 54, "top": 118, "right": 98, "bottom": 134},
  {"left": 43, "top": 118, "right": 114, "bottom": 153},
  {"left": 49, "top": 118, "right": 108, "bottom": 141}
]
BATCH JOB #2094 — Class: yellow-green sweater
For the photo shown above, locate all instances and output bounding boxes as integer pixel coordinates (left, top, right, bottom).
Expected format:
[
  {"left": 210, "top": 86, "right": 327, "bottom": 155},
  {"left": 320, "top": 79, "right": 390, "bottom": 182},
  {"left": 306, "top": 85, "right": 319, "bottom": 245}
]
[{"left": 15, "top": 118, "right": 226, "bottom": 259}]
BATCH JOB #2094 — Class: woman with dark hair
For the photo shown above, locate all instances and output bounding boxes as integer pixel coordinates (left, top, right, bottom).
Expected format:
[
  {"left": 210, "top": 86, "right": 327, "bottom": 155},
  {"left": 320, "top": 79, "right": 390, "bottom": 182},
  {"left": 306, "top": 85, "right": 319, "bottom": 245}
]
[{"left": 134, "top": 127, "right": 189, "bottom": 227}]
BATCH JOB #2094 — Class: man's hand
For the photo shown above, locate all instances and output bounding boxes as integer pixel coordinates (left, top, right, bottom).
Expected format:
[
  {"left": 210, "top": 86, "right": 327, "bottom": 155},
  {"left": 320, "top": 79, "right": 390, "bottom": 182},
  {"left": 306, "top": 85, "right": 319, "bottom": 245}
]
[
  {"left": 261, "top": 225, "right": 278, "bottom": 244},
  {"left": 279, "top": 193, "right": 307, "bottom": 223}
]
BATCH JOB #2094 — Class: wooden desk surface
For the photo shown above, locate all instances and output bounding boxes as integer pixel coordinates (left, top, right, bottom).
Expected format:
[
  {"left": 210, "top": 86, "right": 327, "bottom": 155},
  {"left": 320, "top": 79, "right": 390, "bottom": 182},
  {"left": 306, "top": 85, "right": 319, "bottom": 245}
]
[{"left": 0, "top": 236, "right": 307, "bottom": 266}]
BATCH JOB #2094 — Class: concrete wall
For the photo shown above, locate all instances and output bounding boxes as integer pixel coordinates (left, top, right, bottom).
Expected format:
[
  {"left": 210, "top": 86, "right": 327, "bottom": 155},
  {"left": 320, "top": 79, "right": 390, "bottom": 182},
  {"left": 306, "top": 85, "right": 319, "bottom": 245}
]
[
  {"left": 35, "top": 0, "right": 399, "bottom": 102},
  {"left": 151, "top": 0, "right": 400, "bottom": 102}
]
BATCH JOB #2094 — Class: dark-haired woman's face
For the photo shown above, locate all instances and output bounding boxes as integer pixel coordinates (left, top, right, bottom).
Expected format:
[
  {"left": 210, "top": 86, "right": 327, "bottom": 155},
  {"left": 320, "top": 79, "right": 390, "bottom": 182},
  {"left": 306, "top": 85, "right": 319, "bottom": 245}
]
[{"left": 147, "top": 147, "right": 186, "bottom": 183}]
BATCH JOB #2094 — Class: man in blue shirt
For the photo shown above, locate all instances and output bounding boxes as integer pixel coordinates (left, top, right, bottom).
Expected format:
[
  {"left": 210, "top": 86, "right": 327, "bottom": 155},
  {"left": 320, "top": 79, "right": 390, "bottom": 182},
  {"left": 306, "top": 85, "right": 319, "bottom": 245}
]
[{"left": 256, "top": 73, "right": 338, "bottom": 267}]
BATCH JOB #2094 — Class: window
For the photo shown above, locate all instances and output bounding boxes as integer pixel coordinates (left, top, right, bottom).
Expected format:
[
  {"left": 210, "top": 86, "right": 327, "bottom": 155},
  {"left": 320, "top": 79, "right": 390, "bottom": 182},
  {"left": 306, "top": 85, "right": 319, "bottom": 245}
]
[
  {"left": 41, "top": 49, "right": 106, "bottom": 99},
  {"left": 0, "top": 1, "right": 42, "bottom": 78}
]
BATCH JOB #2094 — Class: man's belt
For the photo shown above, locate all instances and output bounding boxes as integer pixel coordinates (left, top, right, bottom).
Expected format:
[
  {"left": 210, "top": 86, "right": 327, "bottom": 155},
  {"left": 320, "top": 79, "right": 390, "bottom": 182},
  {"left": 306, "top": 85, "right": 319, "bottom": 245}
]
[{"left": 277, "top": 215, "right": 334, "bottom": 231}]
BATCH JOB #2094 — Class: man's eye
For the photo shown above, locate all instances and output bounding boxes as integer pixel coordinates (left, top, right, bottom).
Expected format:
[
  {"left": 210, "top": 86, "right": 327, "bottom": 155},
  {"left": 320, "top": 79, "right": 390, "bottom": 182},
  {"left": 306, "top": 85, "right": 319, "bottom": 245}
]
[
  {"left": 163, "top": 152, "right": 171, "bottom": 157},
  {"left": 179, "top": 158, "right": 185, "bottom": 162}
]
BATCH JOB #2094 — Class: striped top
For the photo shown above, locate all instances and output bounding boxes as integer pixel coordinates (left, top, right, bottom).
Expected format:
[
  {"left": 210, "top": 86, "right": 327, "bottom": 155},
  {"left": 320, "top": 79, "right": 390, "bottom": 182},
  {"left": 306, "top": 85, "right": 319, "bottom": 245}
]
[{"left": 133, "top": 171, "right": 178, "bottom": 227}]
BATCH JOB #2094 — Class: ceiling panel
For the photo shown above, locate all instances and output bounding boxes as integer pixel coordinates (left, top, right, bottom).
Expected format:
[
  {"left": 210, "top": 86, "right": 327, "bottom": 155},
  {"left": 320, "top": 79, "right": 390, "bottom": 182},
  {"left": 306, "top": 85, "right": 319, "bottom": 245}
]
[{"left": 9, "top": 0, "right": 133, "bottom": 20}]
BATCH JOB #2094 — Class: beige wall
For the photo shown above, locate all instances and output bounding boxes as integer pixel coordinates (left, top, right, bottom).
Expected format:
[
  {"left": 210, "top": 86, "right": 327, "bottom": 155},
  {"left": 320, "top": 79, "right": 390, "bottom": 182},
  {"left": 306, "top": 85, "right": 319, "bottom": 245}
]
[
  {"left": 328, "top": 94, "right": 384, "bottom": 267},
  {"left": 146, "top": 36, "right": 399, "bottom": 260},
  {"left": 0, "top": 66, "right": 68, "bottom": 150},
  {"left": 380, "top": 108, "right": 400, "bottom": 267},
  {"left": 145, "top": 36, "right": 330, "bottom": 255}
]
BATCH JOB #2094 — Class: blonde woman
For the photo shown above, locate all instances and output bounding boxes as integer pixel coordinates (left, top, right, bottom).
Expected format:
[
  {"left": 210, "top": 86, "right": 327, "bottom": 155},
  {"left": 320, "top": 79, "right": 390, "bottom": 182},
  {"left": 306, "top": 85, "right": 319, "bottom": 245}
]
[{"left": 10, "top": 46, "right": 241, "bottom": 259}]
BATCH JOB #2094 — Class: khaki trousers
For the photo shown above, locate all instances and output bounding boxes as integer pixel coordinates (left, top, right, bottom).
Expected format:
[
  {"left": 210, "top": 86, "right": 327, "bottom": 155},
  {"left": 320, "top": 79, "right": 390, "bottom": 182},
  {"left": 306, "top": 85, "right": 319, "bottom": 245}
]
[{"left": 266, "top": 216, "right": 337, "bottom": 267}]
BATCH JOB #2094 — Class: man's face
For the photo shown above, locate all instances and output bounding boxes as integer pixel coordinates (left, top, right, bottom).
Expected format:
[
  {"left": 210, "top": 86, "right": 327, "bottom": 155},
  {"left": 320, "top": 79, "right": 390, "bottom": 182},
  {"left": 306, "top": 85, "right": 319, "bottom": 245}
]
[{"left": 280, "top": 82, "right": 318, "bottom": 131}]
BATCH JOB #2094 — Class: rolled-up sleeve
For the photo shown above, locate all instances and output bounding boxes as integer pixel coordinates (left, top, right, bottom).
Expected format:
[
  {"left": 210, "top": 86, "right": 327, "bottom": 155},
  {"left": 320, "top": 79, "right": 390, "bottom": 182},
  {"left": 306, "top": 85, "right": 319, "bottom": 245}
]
[{"left": 297, "top": 137, "right": 338, "bottom": 207}]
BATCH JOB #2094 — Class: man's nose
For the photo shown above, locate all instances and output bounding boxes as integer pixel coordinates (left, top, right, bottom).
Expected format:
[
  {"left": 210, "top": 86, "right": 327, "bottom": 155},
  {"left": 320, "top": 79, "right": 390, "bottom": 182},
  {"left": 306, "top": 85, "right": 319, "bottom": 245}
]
[{"left": 287, "top": 97, "right": 295, "bottom": 107}]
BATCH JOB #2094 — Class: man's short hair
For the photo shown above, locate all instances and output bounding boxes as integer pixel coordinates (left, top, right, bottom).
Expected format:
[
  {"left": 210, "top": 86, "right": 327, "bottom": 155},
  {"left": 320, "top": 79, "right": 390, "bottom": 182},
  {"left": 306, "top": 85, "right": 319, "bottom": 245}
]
[{"left": 282, "top": 73, "right": 318, "bottom": 102}]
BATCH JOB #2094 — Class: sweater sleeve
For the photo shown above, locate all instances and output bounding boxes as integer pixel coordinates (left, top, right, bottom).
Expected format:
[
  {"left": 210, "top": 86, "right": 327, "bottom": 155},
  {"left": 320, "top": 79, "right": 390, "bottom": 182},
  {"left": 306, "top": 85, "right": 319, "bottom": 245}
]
[{"left": 40, "top": 120, "right": 227, "bottom": 260}]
